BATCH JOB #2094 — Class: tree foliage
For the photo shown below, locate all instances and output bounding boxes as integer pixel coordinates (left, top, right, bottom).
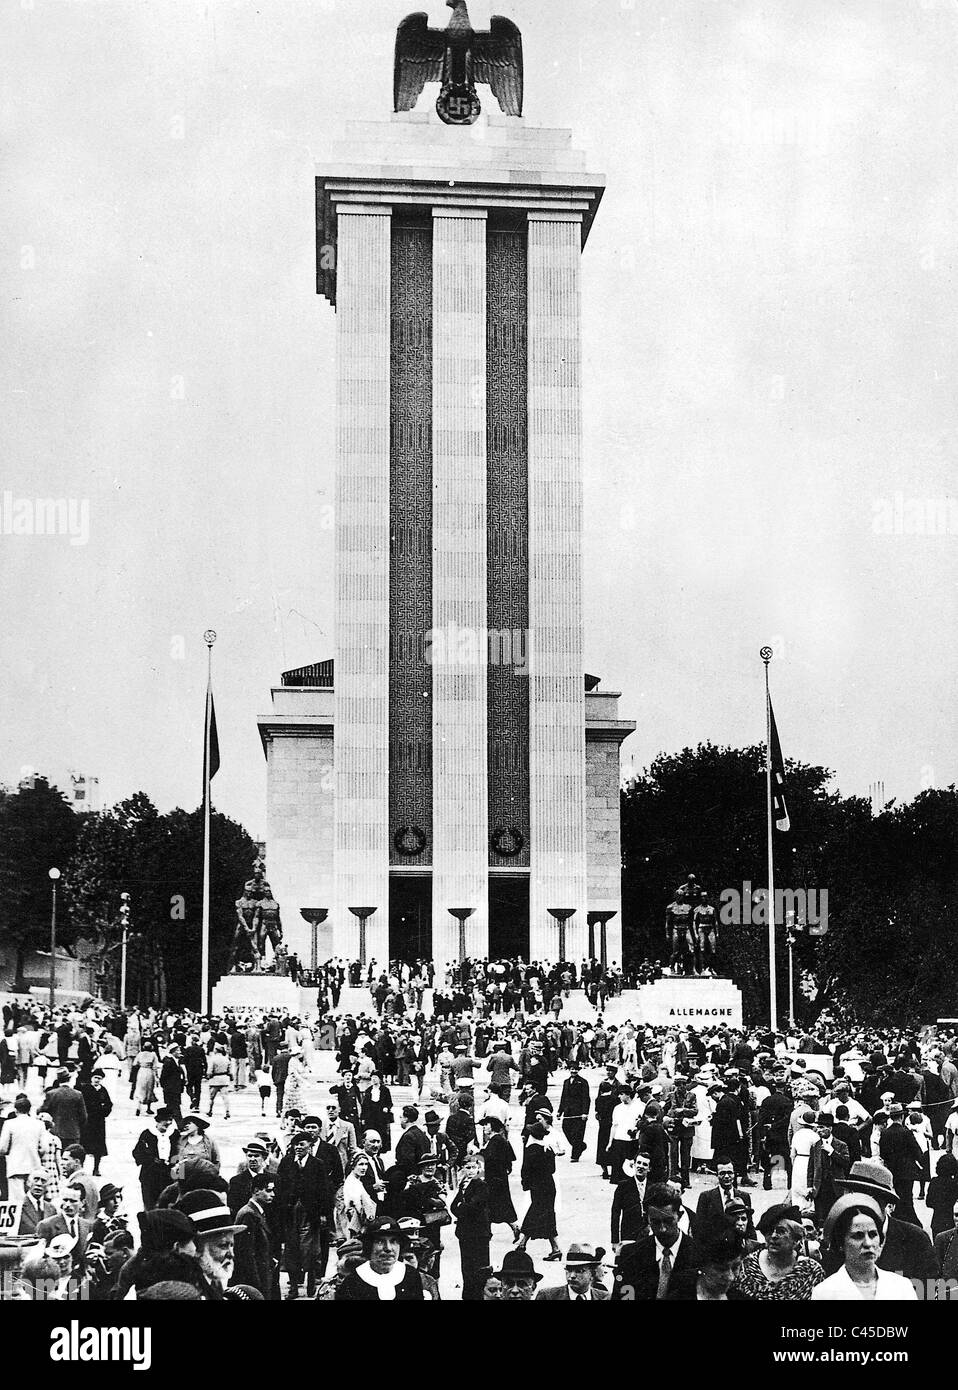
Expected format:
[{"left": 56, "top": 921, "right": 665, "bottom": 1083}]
[
  {"left": 64, "top": 795, "right": 258, "bottom": 1009},
  {"left": 0, "top": 778, "right": 79, "bottom": 987},
  {"left": 621, "top": 744, "right": 958, "bottom": 1026}
]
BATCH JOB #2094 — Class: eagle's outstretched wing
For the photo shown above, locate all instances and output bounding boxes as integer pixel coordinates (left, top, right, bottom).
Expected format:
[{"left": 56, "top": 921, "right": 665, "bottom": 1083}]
[
  {"left": 394, "top": 13, "right": 446, "bottom": 112},
  {"left": 473, "top": 16, "right": 523, "bottom": 116}
]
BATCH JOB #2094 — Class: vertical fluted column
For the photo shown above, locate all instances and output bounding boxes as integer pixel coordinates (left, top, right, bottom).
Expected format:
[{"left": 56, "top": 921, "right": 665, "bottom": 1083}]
[
  {"left": 431, "top": 207, "right": 489, "bottom": 963},
  {"left": 333, "top": 205, "right": 391, "bottom": 966},
  {"left": 527, "top": 211, "right": 588, "bottom": 963}
]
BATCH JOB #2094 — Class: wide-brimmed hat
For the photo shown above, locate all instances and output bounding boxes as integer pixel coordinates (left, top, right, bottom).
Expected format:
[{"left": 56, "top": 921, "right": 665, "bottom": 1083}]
[
  {"left": 174, "top": 1190, "right": 245, "bottom": 1238},
  {"left": 822, "top": 1193, "right": 885, "bottom": 1250},
  {"left": 756, "top": 1203, "right": 803, "bottom": 1240},
  {"left": 565, "top": 1243, "right": 605, "bottom": 1267},
  {"left": 834, "top": 1159, "right": 897, "bottom": 1203},
  {"left": 493, "top": 1248, "right": 542, "bottom": 1283},
  {"left": 181, "top": 1113, "right": 210, "bottom": 1132},
  {"left": 98, "top": 1183, "right": 123, "bottom": 1205},
  {"left": 361, "top": 1216, "right": 406, "bottom": 1249},
  {"left": 243, "top": 1140, "right": 268, "bottom": 1157},
  {"left": 47, "top": 1233, "right": 77, "bottom": 1260},
  {"left": 137, "top": 1208, "right": 197, "bottom": 1254}
]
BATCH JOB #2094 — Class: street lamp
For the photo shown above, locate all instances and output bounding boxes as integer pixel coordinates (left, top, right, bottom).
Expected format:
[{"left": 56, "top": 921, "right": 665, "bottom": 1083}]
[
  {"left": 119, "top": 892, "right": 131, "bottom": 1009},
  {"left": 48, "top": 868, "right": 61, "bottom": 1010}
]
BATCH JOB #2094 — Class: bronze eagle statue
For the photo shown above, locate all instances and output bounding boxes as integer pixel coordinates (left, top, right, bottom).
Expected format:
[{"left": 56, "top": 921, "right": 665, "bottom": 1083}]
[{"left": 394, "top": 1, "right": 523, "bottom": 125}]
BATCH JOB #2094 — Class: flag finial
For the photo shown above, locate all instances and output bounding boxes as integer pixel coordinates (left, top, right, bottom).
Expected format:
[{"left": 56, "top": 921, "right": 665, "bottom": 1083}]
[
  {"left": 760, "top": 646, "right": 772, "bottom": 665},
  {"left": 204, "top": 629, "right": 217, "bottom": 648}
]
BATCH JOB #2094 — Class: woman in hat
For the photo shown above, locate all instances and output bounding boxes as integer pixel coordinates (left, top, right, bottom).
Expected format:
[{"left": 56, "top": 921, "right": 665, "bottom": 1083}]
[
  {"left": 359, "top": 1071, "right": 394, "bottom": 1152},
  {"left": 173, "top": 1114, "right": 221, "bottom": 1177},
  {"left": 282, "top": 1050, "right": 309, "bottom": 1118},
  {"left": 736, "top": 1205, "right": 825, "bottom": 1301},
  {"left": 479, "top": 1115, "right": 520, "bottom": 1241},
  {"left": 810, "top": 1195, "right": 917, "bottom": 1300},
  {"left": 335, "top": 1216, "right": 425, "bottom": 1300},
  {"left": 516, "top": 1122, "right": 561, "bottom": 1261},
  {"left": 78, "top": 1069, "right": 112, "bottom": 1175},
  {"left": 665, "top": 1230, "right": 752, "bottom": 1301},
  {"left": 342, "top": 1154, "right": 379, "bottom": 1239}
]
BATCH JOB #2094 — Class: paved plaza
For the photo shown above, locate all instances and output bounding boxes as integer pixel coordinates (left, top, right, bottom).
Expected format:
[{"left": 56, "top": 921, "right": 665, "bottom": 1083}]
[{"left": 8, "top": 1033, "right": 945, "bottom": 1300}]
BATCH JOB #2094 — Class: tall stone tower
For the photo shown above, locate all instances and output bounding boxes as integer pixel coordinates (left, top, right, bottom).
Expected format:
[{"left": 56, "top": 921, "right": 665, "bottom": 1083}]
[{"left": 258, "top": 12, "right": 634, "bottom": 972}]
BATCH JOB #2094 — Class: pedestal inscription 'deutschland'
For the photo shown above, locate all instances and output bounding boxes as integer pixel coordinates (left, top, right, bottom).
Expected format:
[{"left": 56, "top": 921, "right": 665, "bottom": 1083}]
[{"left": 636, "top": 977, "right": 744, "bottom": 1029}]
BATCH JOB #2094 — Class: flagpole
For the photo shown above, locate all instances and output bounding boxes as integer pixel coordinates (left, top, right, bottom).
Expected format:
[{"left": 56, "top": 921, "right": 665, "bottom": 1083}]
[
  {"left": 201, "top": 629, "right": 216, "bottom": 1015},
  {"left": 761, "top": 646, "right": 777, "bottom": 1032}
]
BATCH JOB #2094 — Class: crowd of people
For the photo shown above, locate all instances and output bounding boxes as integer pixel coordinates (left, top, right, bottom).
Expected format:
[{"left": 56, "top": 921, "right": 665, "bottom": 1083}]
[{"left": 2, "top": 963, "right": 958, "bottom": 1302}]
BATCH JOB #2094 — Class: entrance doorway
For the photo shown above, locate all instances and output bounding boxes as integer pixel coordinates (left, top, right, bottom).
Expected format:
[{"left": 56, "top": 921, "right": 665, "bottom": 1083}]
[
  {"left": 488, "top": 875, "right": 529, "bottom": 960},
  {"left": 389, "top": 876, "right": 432, "bottom": 965}
]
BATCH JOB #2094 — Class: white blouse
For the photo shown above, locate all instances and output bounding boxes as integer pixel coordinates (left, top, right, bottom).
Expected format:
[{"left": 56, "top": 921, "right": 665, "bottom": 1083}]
[{"left": 810, "top": 1267, "right": 918, "bottom": 1301}]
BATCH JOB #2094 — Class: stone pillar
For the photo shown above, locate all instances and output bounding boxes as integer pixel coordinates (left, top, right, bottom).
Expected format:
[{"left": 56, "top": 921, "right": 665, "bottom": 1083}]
[
  {"left": 332, "top": 205, "right": 391, "bottom": 965},
  {"left": 527, "top": 211, "right": 588, "bottom": 963},
  {"left": 430, "top": 207, "right": 489, "bottom": 963}
]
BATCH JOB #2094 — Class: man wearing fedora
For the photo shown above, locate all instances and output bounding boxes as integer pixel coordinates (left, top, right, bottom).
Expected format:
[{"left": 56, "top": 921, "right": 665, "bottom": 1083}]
[
  {"left": 536, "top": 1243, "right": 611, "bottom": 1300},
  {"left": 556, "top": 1061, "right": 591, "bottom": 1163},
  {"left": 277, "top": 1129, "right": 333, "bottom": 1299},
  {"left": 827, "top": 1159, "right": 937, "bottom": 1283},
  {"left": 131, "top": 1106, "right": 179, "bottom": 1210},
  {"left": 228, "top": 1138, "right": 270, "bottom": 1217},
  {"left": 175, "top": 1188, "right": 246, "bottom": 1298},
  {"left": 878, "top": 1104, "right": 923, "bottom": 1225},
  {"left": 494, "top": 1247, "right": 543, "bottom": 1300}
]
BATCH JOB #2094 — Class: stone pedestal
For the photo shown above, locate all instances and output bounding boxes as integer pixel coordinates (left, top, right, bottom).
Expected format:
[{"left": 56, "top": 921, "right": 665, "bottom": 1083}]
[
  {"left": 211, "top": 973, "right": 300, "bottom": 1015},
  {"left": 635, "top": 977, "right": 743, "bottom": 1029}
]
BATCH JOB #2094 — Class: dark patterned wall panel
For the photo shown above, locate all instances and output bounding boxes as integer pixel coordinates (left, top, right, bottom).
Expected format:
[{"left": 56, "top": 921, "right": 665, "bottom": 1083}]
[
  {"left": 487, "top": 227, "right": 530, "bottom": 867},
  {"left": 389, "top": 220, "right": 433, "bottom": 864}
]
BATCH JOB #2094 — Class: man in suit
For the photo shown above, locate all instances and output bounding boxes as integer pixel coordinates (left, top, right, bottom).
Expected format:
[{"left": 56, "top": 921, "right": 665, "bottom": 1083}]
[
  {"left": 610, "top": 1152, "right": 650, "bottom": 1244},
  {"left": 0, "top": 1094, "right": 49, "bottom": 1201},
  {"left": 61, "top": 1144, "right": 98, "bottom": 1220},
  {"left": 37, "top": 1187, "right": 93, "bottom": 1275},
  {"left": 232, "top": 1172, "right": 277, "bottom": 1298},
  {"left": 359, "top": 1130, "right": 386, "bottom": 1202},
  {"left": 227, "top": 1139, "right": 270, "bottom": 1216},
  {"left": 277, "top": 1131, "right": 333, "bottom": 1299},
  {"left": 16, "top": 1170, "right": 57, "bottom": 1236},
  {"left": 40, "top": 1069, "right": 88, "bottom": 1148},
  {"left": 556, "top": 1062, "right": 591, "bottom": 1162},
  {"left": 395, "top": 1105, "right": 430, "bottom": 1176},
  {"left": 808, "top": 1113, "right": 850, "bottom": 1224},
  {"left": 695, "top": 1156, "right": 757, "bottom": 1241},
  {"left": 831, "top": 1159, "right": 937, "bottom": 1282},
  {"left": 612, "top": 1183, "right": 700, "bottom": 1300},
  {"left": 536, "top": 1243, "right": 611, "bottom": 1300},
  {"left": 879, "top": 1105, "right": 924, "bottom": 1225},
  {"left": 932, "top": 1199, "right": 958, "bottom": 1291},
  {"left": 131, "top": 1108, "right": 179, "bottom": 1210},
  {"left": 595, "top": 1066, "right": 624, "bottom": 1179}
]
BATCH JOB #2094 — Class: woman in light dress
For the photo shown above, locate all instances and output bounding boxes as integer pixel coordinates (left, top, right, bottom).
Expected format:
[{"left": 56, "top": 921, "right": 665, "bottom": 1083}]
[
  {"left": 789, "top": 1110, "right": 820, "bottom": 1209},
  {"left": 690, "top": 1077, "right": 714, "bottom": 1169},
  {"left": 283, "top": 1050, "right": 309, "bottom": 1117},
  {"left": 132, "top": 1042, "right": 158, "bottom": 1116}
]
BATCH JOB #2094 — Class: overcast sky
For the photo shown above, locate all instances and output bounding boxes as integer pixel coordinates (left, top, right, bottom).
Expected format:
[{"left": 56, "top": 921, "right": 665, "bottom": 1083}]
[{"left": 3, "top": 0, "right": 957, "bottom": 839}]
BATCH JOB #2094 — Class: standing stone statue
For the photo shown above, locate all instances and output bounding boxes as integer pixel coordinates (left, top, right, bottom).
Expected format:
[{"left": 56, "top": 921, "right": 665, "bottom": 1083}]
[{"left": 226, "top": 858, "right": 285, "bottom": 973}]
